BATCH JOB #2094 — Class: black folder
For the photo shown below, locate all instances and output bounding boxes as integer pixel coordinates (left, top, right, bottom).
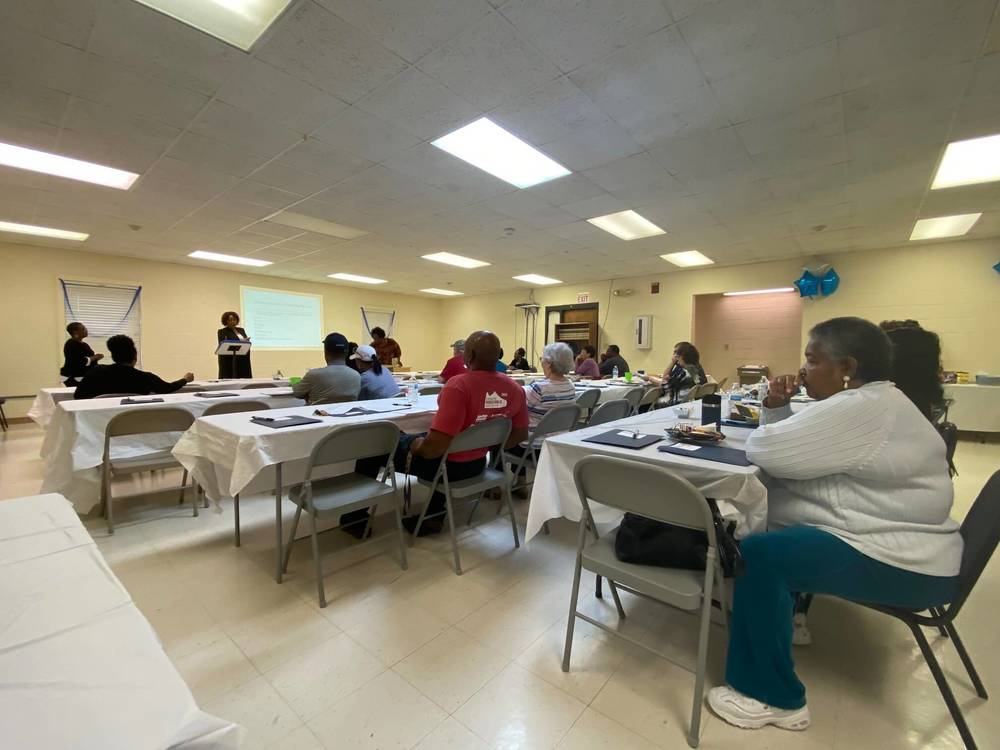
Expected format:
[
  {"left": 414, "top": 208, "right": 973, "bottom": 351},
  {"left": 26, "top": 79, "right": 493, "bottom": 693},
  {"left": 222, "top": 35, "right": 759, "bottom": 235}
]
[
  {"left": 581, "top": 430, "right": 663, "bottom": 450},
  {"left": 658, "top": 443, "right": 752, "bottom": 466}
]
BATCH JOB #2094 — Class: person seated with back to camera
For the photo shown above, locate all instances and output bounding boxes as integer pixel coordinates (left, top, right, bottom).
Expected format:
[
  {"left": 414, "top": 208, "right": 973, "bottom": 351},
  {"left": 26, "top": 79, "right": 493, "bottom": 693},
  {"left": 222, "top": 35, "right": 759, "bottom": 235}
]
[
  {"left": 495, "top": 348, "right": 508, "bottom": 373},
  {"left": 574, "top": 344, "right": 601, "bottom": 379},
  {"left": 61, "top": 322, "right": 103, "bottom": 386},
  {"left": 343, "top": 331, "right": 529, "bottom": 539},
  {"left": 351, "top": 344, "right": 401, "bottom": 400},
  {"left": 74, "top": 335, "right": 193, "bottom": 399},
  {"left": 292, "top": 333, "right": 361, "bottom": 405},
  {"left": 598, "top": 344, "right": 630, "bottom": 378},
  {"left": 438, "top": 339, "right": 468, "bottom": 382},
  {"left": 645, "top": 341, "right": 707, "bottom": 405},
  {"left": 706, "top": 316, "right": 962, "bottom": 734}
]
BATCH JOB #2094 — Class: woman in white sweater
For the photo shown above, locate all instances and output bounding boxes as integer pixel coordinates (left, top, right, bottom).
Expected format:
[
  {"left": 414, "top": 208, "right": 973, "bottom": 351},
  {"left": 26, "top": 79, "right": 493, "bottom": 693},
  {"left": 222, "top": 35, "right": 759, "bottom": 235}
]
[{"left": 708, "top": 317, "right": 963, "bottom": 733}]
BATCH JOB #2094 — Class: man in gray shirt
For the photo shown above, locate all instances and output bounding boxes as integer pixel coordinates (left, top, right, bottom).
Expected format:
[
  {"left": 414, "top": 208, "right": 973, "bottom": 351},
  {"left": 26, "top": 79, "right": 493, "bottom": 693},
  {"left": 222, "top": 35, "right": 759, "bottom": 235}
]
[{"left": 293, "top": 332, "right": 362, "bottom": 405}]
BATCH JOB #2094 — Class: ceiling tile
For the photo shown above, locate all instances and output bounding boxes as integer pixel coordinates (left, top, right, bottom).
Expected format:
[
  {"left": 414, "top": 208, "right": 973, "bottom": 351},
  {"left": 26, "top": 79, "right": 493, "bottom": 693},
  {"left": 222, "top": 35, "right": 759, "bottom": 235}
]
[
  {"left": 489, "top": 76, "right": 611, "bottom": 150},
  {"left": 188, "top": 100, "right": 302, "bottom": 156},
  {"left": 0, "top": 80, "right": 69, "bottom": 129},
  {"left": 275, "top": 138, "right": 374, "bottom": 183},
  {"left": 583, "top": 152, "right": 688, "bottom": 204},
  {"left": 0, "top": 0, "right": 97, "bottom": 49},
  {"left": 311, "top": 106, "right": 423, "bottom": 164},
  {"left": 539, "top": 120, "right": 644, "bottom": 171},
  {"left": 245, "top": 162, "right": 339, "bottom": 195},
  {"left": 167, "top": 132, "right": 273, "bottom": 179}
]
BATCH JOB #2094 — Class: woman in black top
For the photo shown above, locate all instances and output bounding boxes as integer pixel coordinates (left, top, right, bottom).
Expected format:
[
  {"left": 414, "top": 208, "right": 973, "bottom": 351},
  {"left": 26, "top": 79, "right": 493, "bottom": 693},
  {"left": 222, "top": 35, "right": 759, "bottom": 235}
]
[
  {"left": 509, "top": 347, "right": 531, "bottom": 371},
  {"left": 61, "top": 322, "right": 103, "bottom": 386},
  {"left": 217, "top": 311, "right": 252, "bottom": 379}
]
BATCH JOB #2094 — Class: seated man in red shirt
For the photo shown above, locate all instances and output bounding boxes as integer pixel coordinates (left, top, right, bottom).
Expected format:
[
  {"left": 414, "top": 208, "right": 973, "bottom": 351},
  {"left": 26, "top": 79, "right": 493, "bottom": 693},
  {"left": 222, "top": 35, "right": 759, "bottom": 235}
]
[
  {"left": 348, "top": 331, "right": 528, "bottom": 538},
  {"left": 438, "top": 339, "right": 468, "bottom": 382}
]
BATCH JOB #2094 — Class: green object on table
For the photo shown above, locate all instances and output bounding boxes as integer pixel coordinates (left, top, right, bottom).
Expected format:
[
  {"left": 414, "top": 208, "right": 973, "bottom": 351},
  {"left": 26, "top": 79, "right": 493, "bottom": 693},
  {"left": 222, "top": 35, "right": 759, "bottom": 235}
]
[
  {"left": 624, "top": 371, "right": 633, "bottom": 382},
  {"left": 289, "top": 376, "right": 302, "bottom": 385}
]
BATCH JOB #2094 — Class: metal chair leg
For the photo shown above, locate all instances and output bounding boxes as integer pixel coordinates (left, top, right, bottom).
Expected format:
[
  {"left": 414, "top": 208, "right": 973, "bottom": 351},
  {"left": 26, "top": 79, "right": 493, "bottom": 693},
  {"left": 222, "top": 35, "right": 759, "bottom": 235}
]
[
  {"left": 102, "top": 463, "right": 114, "bottom": 535},
  {"left": 944, "top": 620, "right": 989, "bottom": 699},
  {"left": 233, "top": 493, "right": 241, "bottom": 547},
  {"left": 595, "top": 575, "right": 603, "bottom": 598},
  {"left": 281, "top": 505, "right": 302, "bottom": 574},
  {"left": 931, "top": 607, "right": 950, "bottom": 638},
  {"left": 562, "top": 560, "right": 584, "bottom": 672},
  {"left": 608, "top": 580, "right": 626, "bottom": 618},
  {"left": 910, "top": 623, "right": 978, "bottom": 750},
  {"left": 181, "top": 469, "right": 190, "bottom": 513},
  {"left": 688, "top": 561, "right": 716, "bottom": 748},
  {"left": 307, "top": 507, "right": 326, "bottom": 608},
  {"left": 503, "top": 482, "right": 520, "bottom": 548},
  {"left": 393, "top": 496, "right": 409, "bottom": 570},
  {"left": 444, "top": 491, "right": 462, "bottom": 575}
]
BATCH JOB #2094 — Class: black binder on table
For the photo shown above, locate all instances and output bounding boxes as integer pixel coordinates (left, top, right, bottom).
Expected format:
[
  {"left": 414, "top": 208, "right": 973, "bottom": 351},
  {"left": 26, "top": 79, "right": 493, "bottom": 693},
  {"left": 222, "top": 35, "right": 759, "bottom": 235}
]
[
  {"left": 193, "top": 392, "right": 239, "bottom": 398},
  {"left": 249, "top": 415, "right": 322, "bottom": 429},
  {"left": 658, "top": 443, "right": 752, "bottom": 466},
  {"left": 581, "top": 430, "right": 664, "bottom": 450},
  {"left": 121, "top": 397, "right": 164, "bottom": 404},
  {"left": 720, "top": 419, "right": 757, "bottom": 429}
]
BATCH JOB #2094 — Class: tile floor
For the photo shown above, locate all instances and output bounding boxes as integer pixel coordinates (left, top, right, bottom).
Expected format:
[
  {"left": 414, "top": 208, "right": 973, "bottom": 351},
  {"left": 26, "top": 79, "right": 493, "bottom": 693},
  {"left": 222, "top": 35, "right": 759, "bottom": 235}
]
[{"left": 1, "top": 421, "right": 998, "bottom": 749}]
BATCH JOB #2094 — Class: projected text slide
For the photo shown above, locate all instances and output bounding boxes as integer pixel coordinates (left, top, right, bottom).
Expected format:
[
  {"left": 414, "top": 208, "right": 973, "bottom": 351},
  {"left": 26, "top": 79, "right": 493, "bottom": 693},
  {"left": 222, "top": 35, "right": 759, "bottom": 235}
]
[{"left": 240, "top": 286, "right": 323, "bottom": 349}]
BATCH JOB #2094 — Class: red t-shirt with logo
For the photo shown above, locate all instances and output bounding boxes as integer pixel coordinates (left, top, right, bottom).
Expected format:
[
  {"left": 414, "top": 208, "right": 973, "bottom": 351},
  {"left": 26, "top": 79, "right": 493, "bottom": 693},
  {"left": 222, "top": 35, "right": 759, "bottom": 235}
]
[
  {"left": 431, "top": 370, "right": 529, "bottom": 462},
  {"left": 440, "top": 354, "right": 468, "bottom": 382}
]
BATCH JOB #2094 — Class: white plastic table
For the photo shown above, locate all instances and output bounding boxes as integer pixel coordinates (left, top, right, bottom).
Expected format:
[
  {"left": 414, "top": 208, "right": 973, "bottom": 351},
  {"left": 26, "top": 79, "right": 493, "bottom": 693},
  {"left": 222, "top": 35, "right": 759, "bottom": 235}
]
[
  {"left": 39, "top": 388, "right": 302, "bottom": 513},
  {"left": 944, "top": 384, "right": 1000, "bottom": 433},
  {"left": 0, "top": 493, "right": 243, "bottom": 749}
]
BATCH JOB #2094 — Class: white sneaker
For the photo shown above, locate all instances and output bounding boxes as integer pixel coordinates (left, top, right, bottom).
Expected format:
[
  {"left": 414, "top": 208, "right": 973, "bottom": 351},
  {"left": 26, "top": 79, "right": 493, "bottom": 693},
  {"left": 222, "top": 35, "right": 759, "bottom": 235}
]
[
  {"left": 792, "top": 612, "right": 812, "bottom": 646},
  {"left": 708, "top": 686, "right": 811, "bottom": 731}
]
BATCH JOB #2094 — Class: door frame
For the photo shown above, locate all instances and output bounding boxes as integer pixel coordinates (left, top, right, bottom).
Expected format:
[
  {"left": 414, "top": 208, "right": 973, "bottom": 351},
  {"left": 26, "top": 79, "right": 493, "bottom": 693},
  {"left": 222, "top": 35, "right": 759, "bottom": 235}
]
[{"left": 544, "top": 302, "right": 600, "bottom": 352}]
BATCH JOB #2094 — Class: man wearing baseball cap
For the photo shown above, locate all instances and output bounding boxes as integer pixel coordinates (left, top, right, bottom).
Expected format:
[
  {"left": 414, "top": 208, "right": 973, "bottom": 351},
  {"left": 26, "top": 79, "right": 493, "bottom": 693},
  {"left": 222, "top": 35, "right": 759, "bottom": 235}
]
[
  {"left": 292, "top": 332, "right": 362, "bottom": 405},
  {"left": 438, "top": 338, "right": 468, "bottom": 382},
  {"left": 351, "top": 344, "right": 400, "bottom": 400}
]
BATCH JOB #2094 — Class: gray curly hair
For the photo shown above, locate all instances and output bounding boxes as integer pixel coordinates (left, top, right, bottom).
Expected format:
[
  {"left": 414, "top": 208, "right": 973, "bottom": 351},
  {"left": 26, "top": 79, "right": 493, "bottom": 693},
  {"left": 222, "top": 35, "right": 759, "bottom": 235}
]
[{"left": 542, "top": 342, "right": 575, "bottom": 375}]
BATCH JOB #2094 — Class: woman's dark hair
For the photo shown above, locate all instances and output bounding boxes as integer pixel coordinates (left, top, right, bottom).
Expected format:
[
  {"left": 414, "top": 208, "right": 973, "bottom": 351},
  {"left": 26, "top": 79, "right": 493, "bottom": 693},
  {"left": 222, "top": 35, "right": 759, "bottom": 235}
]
[
  {"left": 673, "top": 341, "right": 700, "bottom": 366},
  {"left": 879, "top": 321, "right": 944, "bottom": 421},
  {"left": 371, "top": 326, "right": 385, "bottom": 338},
  {"left": 66, "top": 322, "right": 85, "bottom": 336},
  {"left": 809, "top": 317, "right": 891, "bottom": 383},
  {"left": 107, "top": 335, "right": 138, "bottom": 364},
  {"left": 514, "top": 347, "right": 526, "bottom": 358},
  {"left": 582, "top": 344, "right": 597, "bottom": 357},
  {"left": 221, "top": 311, "right": 239, "bottom": 326}
]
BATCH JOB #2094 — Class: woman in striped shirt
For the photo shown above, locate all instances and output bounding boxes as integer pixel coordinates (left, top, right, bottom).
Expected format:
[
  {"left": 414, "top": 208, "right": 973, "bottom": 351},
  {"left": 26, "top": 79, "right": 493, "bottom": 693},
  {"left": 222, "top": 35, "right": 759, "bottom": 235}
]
[{"left": 526, "top": 342, "right": 578, "bottom": 426}]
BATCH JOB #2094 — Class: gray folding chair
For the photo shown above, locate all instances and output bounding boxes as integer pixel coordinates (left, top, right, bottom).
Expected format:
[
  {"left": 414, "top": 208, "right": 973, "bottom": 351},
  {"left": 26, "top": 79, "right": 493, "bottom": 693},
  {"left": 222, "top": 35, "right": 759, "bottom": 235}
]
[
  {"left": 622, "top": 386, "right": 644, "bottom": 415},
  {"left": 635, "top": 386, "right": 661, "bottom": 414},
  {"left": 282, "top": 421, "right": 405, "bottom": 607},
  {"left": 587, "top": 398, "right": 632, "bottom": 427},
  {"left": 564, "top": 456, "right": 726, "bottom": 748},
  {"left": 847, "top": 469, "right": 1000, "bottom": 750},
  {"left": 100, "top": 407, "right": 196, "bottom": 534},
  {"left": 413, "top": 417, "right": 518, "bottom": 575},
  {"left": 201, "top": 399, "right": 269, "bottom": 546},
  {"left": 0, "top": 396, "right": 7, "bottom": 431},
  {"left": 575, "top": 388, "right": 601, "bottom": 424},
  {"left": 502, "top": 402, "right": 582, "bottom": 499},
  {"left": 685, "top": 382, "right": 719, "bottom": 402},
  {"left": 416, "top": 383, "right": 443, "bottom": 396}
]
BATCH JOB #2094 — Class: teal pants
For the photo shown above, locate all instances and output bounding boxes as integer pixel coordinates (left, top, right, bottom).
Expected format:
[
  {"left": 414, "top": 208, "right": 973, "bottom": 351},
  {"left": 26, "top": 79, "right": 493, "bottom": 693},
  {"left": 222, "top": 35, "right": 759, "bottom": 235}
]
[{"left": 725, "top": 527, "right": 959, "bottom": 709}]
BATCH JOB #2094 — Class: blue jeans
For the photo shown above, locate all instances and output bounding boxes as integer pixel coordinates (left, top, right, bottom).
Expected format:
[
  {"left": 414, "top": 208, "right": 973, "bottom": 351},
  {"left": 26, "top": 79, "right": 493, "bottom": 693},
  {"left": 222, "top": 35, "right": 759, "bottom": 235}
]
[{"left": 726, "top": 527, "right": 958, "bottom": 709}]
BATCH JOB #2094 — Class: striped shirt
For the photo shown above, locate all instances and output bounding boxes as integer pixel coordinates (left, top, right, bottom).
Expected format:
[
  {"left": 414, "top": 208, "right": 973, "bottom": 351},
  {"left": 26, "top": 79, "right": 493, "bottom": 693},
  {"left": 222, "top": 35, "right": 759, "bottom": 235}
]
[{"left": 526, "top": 378, "right": 577, "bottom": 426}]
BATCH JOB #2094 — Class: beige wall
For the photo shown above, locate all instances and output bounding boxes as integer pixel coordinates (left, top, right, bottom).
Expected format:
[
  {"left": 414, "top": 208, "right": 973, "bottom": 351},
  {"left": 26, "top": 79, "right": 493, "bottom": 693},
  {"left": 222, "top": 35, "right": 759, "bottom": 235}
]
[
  {"left": 693, "top": 291, "right": 803, "bottom": 385},
  {"left": 438, "top": 239, "right": 1000, "bottom": 377},
  {"left": 0, "top": 242, "right": 442, "bottom": 417}
]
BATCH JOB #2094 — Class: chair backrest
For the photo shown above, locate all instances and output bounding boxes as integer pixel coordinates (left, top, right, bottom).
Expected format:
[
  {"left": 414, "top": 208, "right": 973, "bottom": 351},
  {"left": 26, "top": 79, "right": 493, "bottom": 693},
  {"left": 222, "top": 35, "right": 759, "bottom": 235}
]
[
  {"left": 417, "top": 384, "right": 443, "bottom": 395},
  {"left": 573, "top": 455, "right": 715, "bottom": 540},
  {"left": 308, "top": 420, "right": 400, "bottom": 474},
  {"left": 531, "top": 402, "right": 582, "bottom": 439},
  {"left": 575, "top": 388, "right": 601, "bottom": 411},
  {"left": 202, "top": 400, "right": 269, "bottom": 417},
  {"left": 637, "top": 387, "right": 660, "bottom": 409},
  {"left": 241, "top": 382, "right": 280, "bottom": 389},
  {"left": 445, "top": 417, "right": 513, "bottom": 459},
  {"left": 105, "top": 407, "right": 195, "bottom": 440},
  {"left": 622, "top": 387, "right": 643, "bottom": 411},
  {"left": 950, "top": 470, "right": 1000, "bottom": 614},
  {"left": 588, "top": 399, "right": 632, "bottom": 427},
  {"left": 312, "top": 393, "right": 357, "bottom": 405},
  {"left": 686, "top": 382, "right": 719, "bottom": 402}
]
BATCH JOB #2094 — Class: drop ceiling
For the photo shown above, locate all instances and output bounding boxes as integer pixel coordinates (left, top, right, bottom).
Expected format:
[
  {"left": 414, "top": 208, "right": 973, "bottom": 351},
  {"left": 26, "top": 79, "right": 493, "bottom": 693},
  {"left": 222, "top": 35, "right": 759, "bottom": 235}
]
[{"left": 1, "top": 0, "right": 999, "bottom": 296}]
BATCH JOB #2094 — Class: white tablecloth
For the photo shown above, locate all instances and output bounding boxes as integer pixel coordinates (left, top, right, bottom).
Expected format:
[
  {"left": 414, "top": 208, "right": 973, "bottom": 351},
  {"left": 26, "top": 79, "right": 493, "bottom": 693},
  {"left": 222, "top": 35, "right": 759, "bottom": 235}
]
[
  {"left": 573, "top": 381, "right": 648, "bottom": 404},
  {"left": 173, "top": 394, "right": 440, "bottom": 501},
  {"left": 0, "top": 493, "right": 243, "bottom": 749},
  {"left": 525, "top": 403, "right": 770, "bottom": 542},
  {"left": 944, "top": 384, "right": 1000, "bottom": 432},
  {"left": 28, "top": 378, "right": 291, "bottom": 427},
  {"left": 40, "top": 389, "right": 303, "bottom": 513}
]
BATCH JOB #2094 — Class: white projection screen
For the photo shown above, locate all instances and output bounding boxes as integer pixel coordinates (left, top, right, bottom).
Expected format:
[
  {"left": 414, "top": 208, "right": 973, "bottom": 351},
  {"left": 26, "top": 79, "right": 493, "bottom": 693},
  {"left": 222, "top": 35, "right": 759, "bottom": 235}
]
[{"left": 240, "top": 286, "right": 324, "bottom": 350}]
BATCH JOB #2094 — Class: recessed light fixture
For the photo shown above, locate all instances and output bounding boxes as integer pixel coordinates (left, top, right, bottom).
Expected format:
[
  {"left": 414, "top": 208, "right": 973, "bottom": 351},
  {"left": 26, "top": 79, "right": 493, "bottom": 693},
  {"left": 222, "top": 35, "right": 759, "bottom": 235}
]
[
  {"left": 188, "top": 250, "right": 272, "bottom": 267},
  {"left": 723, "top": 287, "right": 796, "bottom": 297},
  {"left": 513, "top": 274, "right": 561, "bottom": 286},
  {"left": 329, "top": 273, "right": 387, "bottom": 285},
  {"left": 420, "top": 288, "right": 464, "bottom": 296},
  {"left": 660, "top": 250, "right": 714, "bottom": 267},
  {"left": 909, "top": 213, "right": 982, "bottom": 241},
  {"left": 0, "top": 141, "right": 139, "bottom": 190},
  {"left": 132, "top": 0, "right": 295, "bottom": 51},
  {"left": 0, "top": 220, "right": 89, "bottom": 242},
  {"left": 421, "top": 252, "right": 490, "bottom": 269},
  {"left": 432, "top": 117, "right": 571, "bottom": 189},
  {"left": 266, "top": 212, "right": 369, "bottom": 240},
  {"left": 931, "top": 133, "right": 1000, "bottom": 189},
  {"left": 587, "top": 210, "right": 665, "bottom": 241}
]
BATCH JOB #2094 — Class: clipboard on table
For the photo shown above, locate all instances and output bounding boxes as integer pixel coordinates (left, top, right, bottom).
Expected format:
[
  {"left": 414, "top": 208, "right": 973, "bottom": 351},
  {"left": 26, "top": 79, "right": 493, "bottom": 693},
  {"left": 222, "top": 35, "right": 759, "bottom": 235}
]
[
  {"left": 581, "top": 430, "right": 663, "bottom": 450},
  {"left": 658, "top": 443, "right": 752, "bottom": 466},
  {"left": 249, "top": 415, "right": 322, "bottom": 429}
]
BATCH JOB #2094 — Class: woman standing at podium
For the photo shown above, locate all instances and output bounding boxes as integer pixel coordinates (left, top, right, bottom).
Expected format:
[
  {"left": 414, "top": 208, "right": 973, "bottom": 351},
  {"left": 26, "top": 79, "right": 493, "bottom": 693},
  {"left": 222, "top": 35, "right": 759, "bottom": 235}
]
[{"left": 217, "top": 311, "right": 252, "bottom": 379}]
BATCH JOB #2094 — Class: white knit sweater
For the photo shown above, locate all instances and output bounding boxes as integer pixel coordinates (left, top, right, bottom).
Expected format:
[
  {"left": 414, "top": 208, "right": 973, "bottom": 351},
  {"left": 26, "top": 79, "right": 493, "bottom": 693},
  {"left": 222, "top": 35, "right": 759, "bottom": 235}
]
[{"left": 746, "top": 381, "right": 963, "bottom": 577}]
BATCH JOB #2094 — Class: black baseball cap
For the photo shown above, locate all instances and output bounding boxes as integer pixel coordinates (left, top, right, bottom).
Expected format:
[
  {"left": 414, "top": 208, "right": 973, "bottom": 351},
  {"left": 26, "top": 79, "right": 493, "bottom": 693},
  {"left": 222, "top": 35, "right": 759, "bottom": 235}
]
[{"left": 323, "top": 332, "right": 349, "bottom": 351}]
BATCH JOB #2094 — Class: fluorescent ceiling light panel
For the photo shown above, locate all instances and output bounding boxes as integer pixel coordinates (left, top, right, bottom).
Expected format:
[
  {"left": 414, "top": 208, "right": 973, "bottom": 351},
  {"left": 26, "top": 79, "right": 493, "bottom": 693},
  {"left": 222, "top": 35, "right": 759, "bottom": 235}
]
[
  {"left": 0, "top": 220, "right": 89, "bottom": 241},
  {"left": 909, "top": 213, "right": 982, "bottom": 241},
  {"left": 329, "top": 273, "right": 387, "bottom": 284},
  {"left": 432, "top": 117, "right": 570, "bottom": 189},
  {"left": 723, "top": 287, "right": 796, "bottom": 297},
  {"left": 266, "top": 212, "right": 369, "bottom": 240},
  {"left": 420, "top": 288, "right": 464, "bottom": 296},
  {"left": 931, "top": 133, "right": 1000, "bottom": 189},
  {"left": 421, "top": 252, "right": 490, "bottom": 269},
  {"left": 513, "top": 274, "right": 561, "bottom": 286},
  {"left": 587, "top": 210, "right": 665, "bottom": 240},
  {"left": 660, "top": 250, "right": 714, "bottom": 267},
  {"left": 132, "top": 0, "right": 295, "bottom": 51},
  {"left": 188, "top": 250, "right": 272, "bottom": 267},
  {"left": 0, "top": 141, "right": 138, "bottom": 190}
]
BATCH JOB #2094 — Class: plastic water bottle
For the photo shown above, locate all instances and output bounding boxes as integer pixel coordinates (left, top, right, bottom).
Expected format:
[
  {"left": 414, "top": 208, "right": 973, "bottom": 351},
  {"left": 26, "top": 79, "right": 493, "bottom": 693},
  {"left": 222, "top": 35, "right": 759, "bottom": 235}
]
[
  {"left": 409, "top": 381, "right": 420, "bottom": 405},
  {"left": 274, "top": 369, "right": 283, "bottom": 380},
  {"left": 757, "top": 376, "right": 769, "bottom": 404},
  {"left": 612, "top": 366, "right": 619, "bottom": 379}
]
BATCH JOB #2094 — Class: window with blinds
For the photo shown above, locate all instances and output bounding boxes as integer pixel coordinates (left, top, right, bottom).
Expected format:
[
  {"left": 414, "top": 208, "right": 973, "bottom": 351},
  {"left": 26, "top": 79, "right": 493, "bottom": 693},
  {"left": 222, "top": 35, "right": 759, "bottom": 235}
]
[{"left": 61, "top": 279, "right": 142, "bottom": 363}]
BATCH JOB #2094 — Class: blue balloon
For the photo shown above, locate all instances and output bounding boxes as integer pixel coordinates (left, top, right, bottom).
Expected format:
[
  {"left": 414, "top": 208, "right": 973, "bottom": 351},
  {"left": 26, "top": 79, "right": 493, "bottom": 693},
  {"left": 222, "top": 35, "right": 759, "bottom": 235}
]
[
  {"left": 794, "top": 270, "right": 820, "bottom": 297},
  {"left": 820, "top": 267, "right": 840, "bottom": 296},
  {"left": 994, "top": 261, "right": 1000, "bottom": 274}
]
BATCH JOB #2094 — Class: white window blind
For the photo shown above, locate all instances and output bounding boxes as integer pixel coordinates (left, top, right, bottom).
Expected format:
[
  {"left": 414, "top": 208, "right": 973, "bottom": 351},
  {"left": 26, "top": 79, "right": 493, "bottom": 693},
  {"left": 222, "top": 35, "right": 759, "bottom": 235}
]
[
  {"left": 61, "top": 279, "right": 142, "bottom": 363},
  {"left": 360, "top": 307, "right": 395, "bottom": 342}
]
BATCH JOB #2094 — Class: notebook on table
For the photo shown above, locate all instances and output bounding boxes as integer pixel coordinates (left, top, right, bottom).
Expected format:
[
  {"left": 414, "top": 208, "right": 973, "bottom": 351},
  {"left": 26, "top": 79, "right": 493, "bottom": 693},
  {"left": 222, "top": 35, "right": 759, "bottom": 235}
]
[
  {"left": 120, "top": 397, "right": 164, "bottom": 404},
  {"left": 658, "top": 443, "right": 752, "bottom": 466},
  {"left": 249, "top": 415, "right": 322, "bottom": 429},
  {"left": 581, "top": 430, "right": 663, "bottom": 450}
]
